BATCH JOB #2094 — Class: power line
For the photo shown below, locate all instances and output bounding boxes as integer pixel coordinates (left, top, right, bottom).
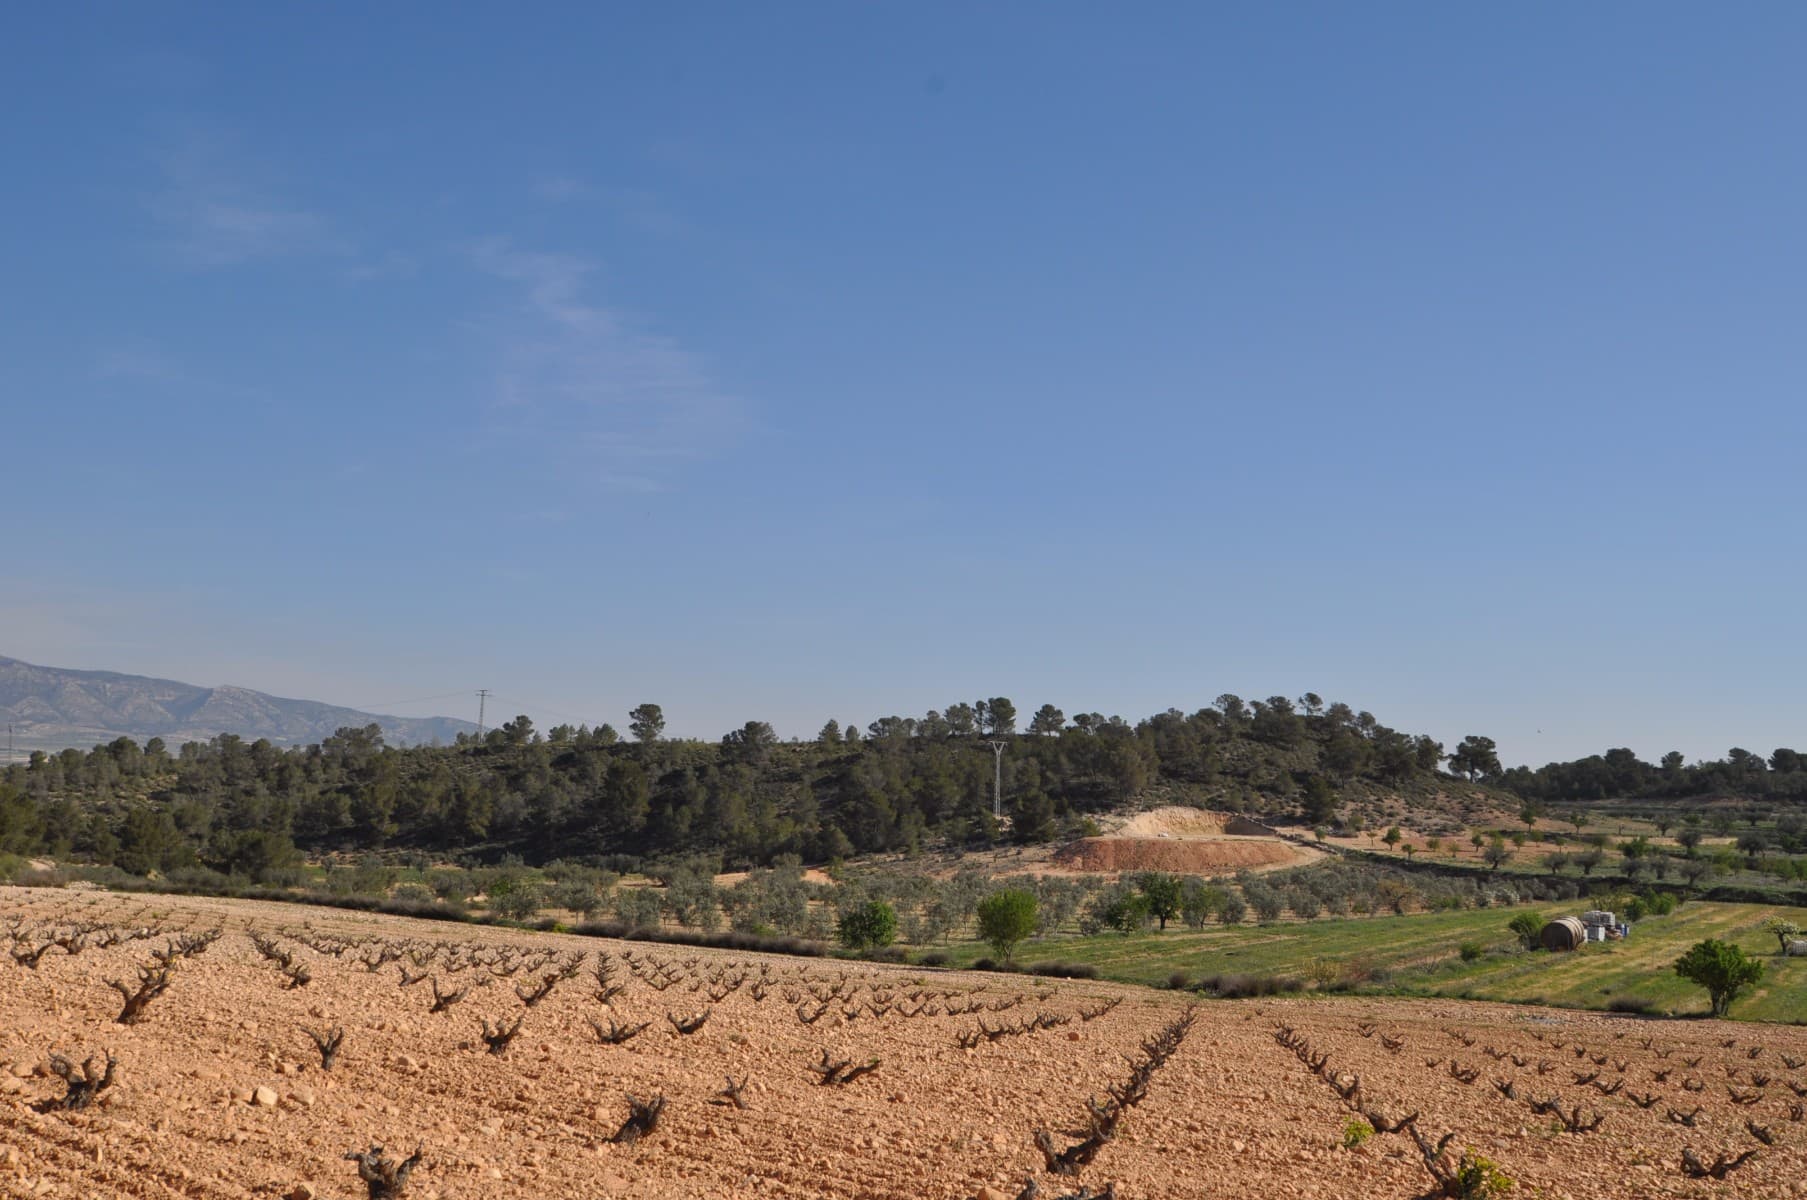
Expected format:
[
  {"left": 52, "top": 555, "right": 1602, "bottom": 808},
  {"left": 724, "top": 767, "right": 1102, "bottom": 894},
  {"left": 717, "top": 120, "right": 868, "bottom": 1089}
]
[
  {"left": 346, "top": 690, "right": 477, "bottom": 713},
  {"left": 476, "top": 689, "right": 489, "bottom": 737},
  {"left": 483, "top": 693, "right": 608, "bottom": 728},
  {"left": 985, "top": 739, "right": 1007, "bottom": 821}
]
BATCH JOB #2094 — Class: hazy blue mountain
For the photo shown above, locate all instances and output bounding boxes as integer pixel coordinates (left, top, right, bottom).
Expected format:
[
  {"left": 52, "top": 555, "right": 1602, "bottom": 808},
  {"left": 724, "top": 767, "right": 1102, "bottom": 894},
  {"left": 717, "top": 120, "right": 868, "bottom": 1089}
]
[{"left": 0, "top": 655, "right": 475, "bottom": 755}]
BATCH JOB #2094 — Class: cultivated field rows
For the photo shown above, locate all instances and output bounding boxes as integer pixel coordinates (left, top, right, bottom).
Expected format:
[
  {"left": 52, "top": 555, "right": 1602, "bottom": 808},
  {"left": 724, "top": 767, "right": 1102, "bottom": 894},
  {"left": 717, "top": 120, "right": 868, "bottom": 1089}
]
[{"left": 1, "top": 887, "right": 1804, "bottom": 1199}]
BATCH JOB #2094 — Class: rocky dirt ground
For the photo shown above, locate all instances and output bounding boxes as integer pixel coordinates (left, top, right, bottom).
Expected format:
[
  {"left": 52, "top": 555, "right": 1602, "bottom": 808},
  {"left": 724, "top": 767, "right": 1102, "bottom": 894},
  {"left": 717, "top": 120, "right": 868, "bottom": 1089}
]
[{"left": 2, "top": 886, "right": 1803, "bottom": 1199}]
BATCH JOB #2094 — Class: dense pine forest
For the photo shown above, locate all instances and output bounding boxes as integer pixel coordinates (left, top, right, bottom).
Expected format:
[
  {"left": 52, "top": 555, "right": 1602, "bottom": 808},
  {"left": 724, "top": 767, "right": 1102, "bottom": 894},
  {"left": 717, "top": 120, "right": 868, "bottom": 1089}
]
[
  {"left": 1501, "top": 746, "right": 1807, "bottom": 805},
  {"left": 0, "top": 695, "right": 1451, "bottom": 877},
  {"left": 2, "top": 688, "right": 1799, "bottom": 888}
]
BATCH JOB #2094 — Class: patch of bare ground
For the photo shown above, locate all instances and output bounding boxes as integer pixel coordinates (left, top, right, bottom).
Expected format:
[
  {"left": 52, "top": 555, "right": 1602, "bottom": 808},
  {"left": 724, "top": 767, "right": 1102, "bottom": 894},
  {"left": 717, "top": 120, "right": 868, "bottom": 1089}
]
[{"left": 3, "top": 885, "right": 1804, "bottom": 1198}]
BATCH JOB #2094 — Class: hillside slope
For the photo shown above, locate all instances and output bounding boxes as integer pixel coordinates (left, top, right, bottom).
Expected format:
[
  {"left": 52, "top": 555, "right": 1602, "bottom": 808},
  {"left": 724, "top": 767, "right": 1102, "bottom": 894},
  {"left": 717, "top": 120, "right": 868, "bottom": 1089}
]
[{"left": 0, "top": 655, "right": 473, "bottom": 753}]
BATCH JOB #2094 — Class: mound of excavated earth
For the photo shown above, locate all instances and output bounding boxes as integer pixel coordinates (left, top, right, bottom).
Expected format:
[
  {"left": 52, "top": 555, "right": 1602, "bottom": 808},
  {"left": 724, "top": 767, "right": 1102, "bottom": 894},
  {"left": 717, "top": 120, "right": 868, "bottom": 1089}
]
[
  {"left": 1052, "top": 836, "right": 1305, "bottom": 873},
  {"left": 1, "top": 886, "right": 1801, "bottom": 1199}
]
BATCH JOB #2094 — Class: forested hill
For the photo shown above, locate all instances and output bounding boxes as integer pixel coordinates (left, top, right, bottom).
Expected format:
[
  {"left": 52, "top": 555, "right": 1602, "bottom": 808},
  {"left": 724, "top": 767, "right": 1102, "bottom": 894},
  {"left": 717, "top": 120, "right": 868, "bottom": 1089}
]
[
  {"left": 0, "top": 695, "right": 1480, "bottom": 878},
  {"left": 0, "top": 655, "right": 474, "bottom": 753},
  {"left": 1499, "top": 745, "right": 1807, "bottom": 806}
]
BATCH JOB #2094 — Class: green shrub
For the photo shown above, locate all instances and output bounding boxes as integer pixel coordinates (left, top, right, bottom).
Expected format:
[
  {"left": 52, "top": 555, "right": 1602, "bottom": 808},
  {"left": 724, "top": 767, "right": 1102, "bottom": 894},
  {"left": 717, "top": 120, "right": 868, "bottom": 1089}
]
[
  {"left": 614, "top": 886, "right": 664, "bottom": 929},
  {"left": 1452, "top": 1152, "right": 1513, "bottom": 1198},
  {"left": 1507, "top": 911, "right": 1544, "bottom": 949},
  {"left": 551, "top": 876, "right": 607, "bottom": 919},
  {"left": 1342, "top": 1120, "right": 1374, "bottom": 1150},
  {"left": 1194, "top": 972, "right": 1303, "bottom": 998},
  {"left": 489, "top": 880, "right": 544, "bottom": 922},
  {"left": 429, "top": 870, "right": 474, "bottom": 903},
  {"left": 976, "top": 888, "right": 1038, "bottom": 961},
  {"left": 1674, "top": 938, "right": 1764, "bottom": 1017},
  {"left": 836, "top": 900, "right": 897, "bottom": 951},
  {"left": 1025, "top": 960, "right": 1098, "bottom": 979},
  {"left": 1459, "top": 941, "right": 1485, "bottom": 962}
]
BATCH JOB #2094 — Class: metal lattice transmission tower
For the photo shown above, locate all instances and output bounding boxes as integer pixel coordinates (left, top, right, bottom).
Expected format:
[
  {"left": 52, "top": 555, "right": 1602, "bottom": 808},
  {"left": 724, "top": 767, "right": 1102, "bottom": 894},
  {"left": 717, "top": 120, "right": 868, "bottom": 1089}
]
[
  {"left": 985, "top": 739, "right": 1007, "bottom": 820},
  {"left": 476, "top": 689, "right": 490, "bottom": 737}
]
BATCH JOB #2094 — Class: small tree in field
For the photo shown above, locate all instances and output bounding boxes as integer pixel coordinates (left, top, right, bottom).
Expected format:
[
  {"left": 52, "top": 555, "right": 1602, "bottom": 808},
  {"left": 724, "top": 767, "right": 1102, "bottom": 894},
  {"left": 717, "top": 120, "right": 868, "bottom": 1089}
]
[
  {"left": 1762, "top": 916, "right": 1800, "bottom": 956},
  {"left": 1674, "top": 939, "right": 1764, "bottom": 1018},
  {"left": 836, "top": 901, "right": 897, "bottom": 952},
  {"left": 488, "top": 879, "right": 543, "bottom": 922},
  {"left": 1134, "top": 872, "right": 1182, "bottom": 930},
  {"left": 976, "top": 889, "right": 1038, "bottom": 962}
]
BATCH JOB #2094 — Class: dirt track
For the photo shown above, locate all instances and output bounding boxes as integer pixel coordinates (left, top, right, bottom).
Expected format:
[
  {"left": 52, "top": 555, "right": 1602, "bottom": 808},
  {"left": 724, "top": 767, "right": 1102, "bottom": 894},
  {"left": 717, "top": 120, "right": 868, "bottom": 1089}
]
[{"left": 2, "top": 887, "right": 1802, "bottom": 1199}]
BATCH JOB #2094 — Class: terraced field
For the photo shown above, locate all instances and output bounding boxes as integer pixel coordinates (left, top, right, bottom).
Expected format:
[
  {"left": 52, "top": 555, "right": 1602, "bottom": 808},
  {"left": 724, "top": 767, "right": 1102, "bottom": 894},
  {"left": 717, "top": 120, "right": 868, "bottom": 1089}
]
[{"left": 943, "top": 900, "right": 1807, "bottom": 1021}]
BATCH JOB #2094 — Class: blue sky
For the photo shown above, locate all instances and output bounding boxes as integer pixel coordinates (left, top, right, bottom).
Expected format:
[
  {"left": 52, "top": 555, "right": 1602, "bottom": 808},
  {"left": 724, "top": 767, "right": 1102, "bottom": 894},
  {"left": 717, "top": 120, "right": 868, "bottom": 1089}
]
[{"left": 4, "top": 5, "right": 1805, "bottom": 766}]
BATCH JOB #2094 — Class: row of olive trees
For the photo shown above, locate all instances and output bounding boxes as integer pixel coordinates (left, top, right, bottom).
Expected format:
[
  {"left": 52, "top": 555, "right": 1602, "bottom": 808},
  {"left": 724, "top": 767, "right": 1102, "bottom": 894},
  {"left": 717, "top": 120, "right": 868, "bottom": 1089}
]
[{"left": 437, "top": 854, "right": 1585, "bottom": 947}]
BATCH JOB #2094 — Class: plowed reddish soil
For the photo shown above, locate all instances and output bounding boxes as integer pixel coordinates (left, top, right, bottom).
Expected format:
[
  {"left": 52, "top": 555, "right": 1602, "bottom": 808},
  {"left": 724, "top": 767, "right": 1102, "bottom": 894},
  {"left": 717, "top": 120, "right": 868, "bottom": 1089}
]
[{"left": 3, "top": 886, "right": 1803, "bottom": 1199}]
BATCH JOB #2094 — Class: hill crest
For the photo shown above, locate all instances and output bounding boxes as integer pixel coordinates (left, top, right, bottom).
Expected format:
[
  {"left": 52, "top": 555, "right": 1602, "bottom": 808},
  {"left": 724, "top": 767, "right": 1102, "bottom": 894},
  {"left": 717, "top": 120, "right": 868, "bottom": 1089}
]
[{"left": 0, "top": 655, "right": 475, "bottom": 755}]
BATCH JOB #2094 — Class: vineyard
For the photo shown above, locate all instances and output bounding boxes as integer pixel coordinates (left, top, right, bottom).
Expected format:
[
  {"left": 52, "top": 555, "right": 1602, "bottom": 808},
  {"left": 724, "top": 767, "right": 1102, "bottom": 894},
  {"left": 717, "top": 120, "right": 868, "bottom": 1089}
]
[{"left": 1, "top": 887, "right": 1803, "bottom": 1198}]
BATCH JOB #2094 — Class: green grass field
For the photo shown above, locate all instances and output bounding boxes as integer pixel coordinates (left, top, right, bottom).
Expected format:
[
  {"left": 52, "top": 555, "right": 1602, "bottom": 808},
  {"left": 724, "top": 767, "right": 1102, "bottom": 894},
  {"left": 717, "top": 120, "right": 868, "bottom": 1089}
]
[{"left": 943, "top": 900, "right": 1807, "bottom": 1022}]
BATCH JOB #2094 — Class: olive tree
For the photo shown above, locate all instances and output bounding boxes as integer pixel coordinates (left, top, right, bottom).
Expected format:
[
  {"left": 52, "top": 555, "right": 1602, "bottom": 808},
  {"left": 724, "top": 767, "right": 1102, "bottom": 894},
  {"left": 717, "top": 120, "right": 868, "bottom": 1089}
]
[
  {"left": 836, "top": 900, "right": 897, "bottom": 951},
  {"left": 1134, "top": 872, "right": 1182, "bottom": 930},
  {"left": 1762, "top": 916, "right": 1800, "bottom": 956},
  {"left": 975, "top": 889, "right": 1038, "bottom": 962},
  {"left": 1674, "top": 939, "right": 1764, "bottom": 1018}
]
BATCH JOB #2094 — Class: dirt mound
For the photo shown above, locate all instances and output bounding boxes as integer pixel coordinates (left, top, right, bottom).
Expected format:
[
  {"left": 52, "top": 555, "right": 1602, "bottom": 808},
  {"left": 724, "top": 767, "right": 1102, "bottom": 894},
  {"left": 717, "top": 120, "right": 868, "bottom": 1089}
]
[
  {"left": 1113, "top": 807, "right": 1275, "bottom": 838},
  {"left": 1054, "top": 836, "right": 1304, "bottom": 873}
]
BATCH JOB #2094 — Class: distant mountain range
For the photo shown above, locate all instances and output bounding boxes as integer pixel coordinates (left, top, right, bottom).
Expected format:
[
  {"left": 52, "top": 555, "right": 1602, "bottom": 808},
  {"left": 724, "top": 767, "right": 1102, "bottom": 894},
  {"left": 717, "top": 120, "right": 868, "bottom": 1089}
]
[{"left": 0, "top": 655, "right": 476, "bottom": 757}]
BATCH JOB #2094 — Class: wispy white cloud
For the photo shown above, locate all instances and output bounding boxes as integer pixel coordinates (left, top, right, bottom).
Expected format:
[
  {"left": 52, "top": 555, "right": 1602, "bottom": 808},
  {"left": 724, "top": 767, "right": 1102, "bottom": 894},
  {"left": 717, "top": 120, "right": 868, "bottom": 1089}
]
[
  {"left": 147, "top": 125, "right": 346, "bottom": 267},
  {"left": 468, "top": 238, "right": 743, "bottom": 489}
]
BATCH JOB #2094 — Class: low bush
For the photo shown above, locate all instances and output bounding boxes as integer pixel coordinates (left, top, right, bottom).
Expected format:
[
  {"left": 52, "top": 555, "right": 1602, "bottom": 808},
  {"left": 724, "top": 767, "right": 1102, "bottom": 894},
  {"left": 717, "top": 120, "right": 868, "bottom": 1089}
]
[
  {"left": 1025, "top": 960, "right": 1099, "bottom": 979},
  {"left": 1194, "top": 972, "right": 1304, "bottom": 999}
]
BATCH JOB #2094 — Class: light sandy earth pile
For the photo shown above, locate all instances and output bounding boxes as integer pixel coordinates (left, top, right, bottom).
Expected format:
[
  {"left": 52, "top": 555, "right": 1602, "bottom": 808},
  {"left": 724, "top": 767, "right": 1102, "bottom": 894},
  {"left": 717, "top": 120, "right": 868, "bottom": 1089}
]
[
  {"left": 1, "top": 887, "right": 1804, "bottom": 1199},
  {"left": 1053, "top": 807, "right": 1316, "bottom": 873}
]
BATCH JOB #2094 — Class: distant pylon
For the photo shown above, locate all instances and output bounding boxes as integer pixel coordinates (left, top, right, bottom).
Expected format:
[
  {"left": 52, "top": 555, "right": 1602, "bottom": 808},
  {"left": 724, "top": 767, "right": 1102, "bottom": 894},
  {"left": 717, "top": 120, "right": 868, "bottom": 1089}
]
[
  {"left": 985, "top": 739, "right": 1007, "bottom": 820},
  {"left": 476, "top": 689, "right": 490, "bottom": 736}
]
